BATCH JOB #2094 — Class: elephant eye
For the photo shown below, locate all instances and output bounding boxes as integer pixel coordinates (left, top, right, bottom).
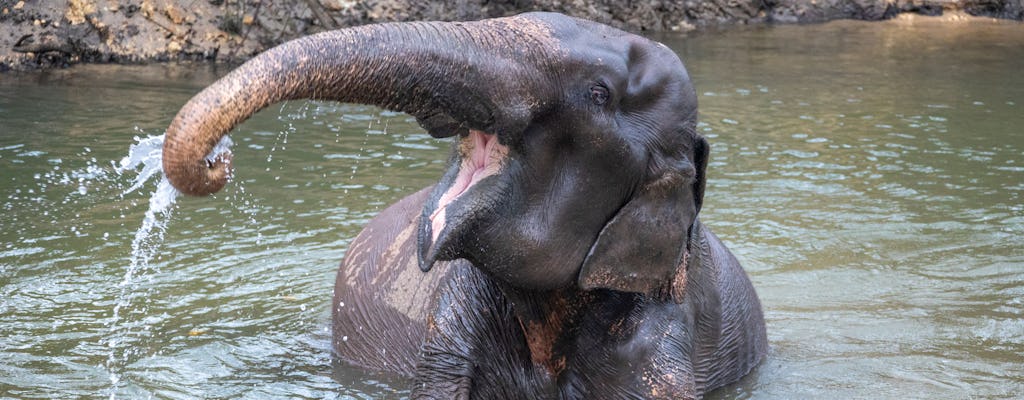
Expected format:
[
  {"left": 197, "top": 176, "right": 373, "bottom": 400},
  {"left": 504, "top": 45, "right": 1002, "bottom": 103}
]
[{"left": 590, "top": 85, "right": 609, "bottom": 105}]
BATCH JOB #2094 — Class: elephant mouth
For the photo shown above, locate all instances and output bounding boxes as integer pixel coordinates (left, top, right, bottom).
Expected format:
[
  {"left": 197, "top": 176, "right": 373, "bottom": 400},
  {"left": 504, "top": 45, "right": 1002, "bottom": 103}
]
[{"left": 428, "top": 130, "right": 508, "bottom": 244}]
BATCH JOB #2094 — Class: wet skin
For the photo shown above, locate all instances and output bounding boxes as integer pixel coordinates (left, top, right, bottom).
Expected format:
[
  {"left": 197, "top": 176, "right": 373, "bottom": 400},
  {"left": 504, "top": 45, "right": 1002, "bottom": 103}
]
[
  {"left": 160, "top": 12, "right": 767, "bottom": 399},
  {"left": 336, "top": 188, "right": 767, "bottom": 399}
]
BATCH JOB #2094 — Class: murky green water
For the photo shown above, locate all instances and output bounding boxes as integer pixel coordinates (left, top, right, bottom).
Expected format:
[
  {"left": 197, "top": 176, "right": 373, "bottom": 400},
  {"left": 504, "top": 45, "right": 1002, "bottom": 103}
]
[{"left": 2, "top": 16, "right": 1022, "bottom": 399}]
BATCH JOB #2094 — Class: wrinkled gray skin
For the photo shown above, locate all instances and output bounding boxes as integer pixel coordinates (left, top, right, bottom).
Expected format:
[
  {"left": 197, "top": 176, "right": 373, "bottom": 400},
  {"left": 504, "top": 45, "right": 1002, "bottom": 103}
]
[{"left": 161, "top": 12, "right": 766, "bottom": 399}]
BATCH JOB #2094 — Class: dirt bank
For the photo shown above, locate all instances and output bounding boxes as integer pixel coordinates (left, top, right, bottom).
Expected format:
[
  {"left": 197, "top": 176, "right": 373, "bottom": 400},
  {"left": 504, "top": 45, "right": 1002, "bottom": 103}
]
[{"left": 1, "top": 0, "right": 1022, "bottom": 71}]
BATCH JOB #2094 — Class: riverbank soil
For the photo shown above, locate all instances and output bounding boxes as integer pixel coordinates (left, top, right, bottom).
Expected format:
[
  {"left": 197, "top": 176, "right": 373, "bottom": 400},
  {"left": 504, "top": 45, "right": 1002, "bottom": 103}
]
[{"left": 1, "top": 0, "right": 1022, "bottom": 71}]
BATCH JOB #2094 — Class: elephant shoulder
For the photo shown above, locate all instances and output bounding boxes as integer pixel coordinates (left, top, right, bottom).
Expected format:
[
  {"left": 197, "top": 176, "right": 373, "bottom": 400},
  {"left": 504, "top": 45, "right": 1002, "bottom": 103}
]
[
  {"left": 691, "top": 223, "right": 768, "bottom": 392},
  {"left": 333, "top": 186, "right": 456, "bottom": 376},
  {"left": 612, "top": 223, "right": 766, "bottom": 396},
  {"left": 340, "top": 186, "right": 430, "bottom": 288}
]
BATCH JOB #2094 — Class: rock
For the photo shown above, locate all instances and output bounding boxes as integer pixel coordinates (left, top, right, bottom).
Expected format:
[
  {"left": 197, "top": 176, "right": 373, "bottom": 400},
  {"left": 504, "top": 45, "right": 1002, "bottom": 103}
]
[
  {"left": 65, "top": 0, "right": 95, "bottom": 25},
  {"left": 1, "top": 0, "right": 1022, "bottom": 71},
  {"left": 140, "top": 0, "right": 155, "bottom": 19},
  {"left": 165, "top": 4, "right": 186, "bottom": 24},
  {"left": 322, "top": 0, "right": 356, "bottom": 11}
]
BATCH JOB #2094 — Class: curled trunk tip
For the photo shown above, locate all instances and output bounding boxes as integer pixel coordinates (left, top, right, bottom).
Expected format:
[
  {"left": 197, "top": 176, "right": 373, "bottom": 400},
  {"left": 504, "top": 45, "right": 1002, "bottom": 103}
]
[
  {"left": 162, "top": 134, "right": 232, "bottom": 196},
  {"left": 162, "top": 78, "right": 247, "bottom": 196}
]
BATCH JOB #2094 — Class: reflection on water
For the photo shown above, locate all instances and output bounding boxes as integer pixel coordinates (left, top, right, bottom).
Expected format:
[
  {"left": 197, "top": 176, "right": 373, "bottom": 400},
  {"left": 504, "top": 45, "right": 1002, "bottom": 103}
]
[
  {"left": 1, "top": 16, "right": 1022, "bottom": 399},
  {"left": 667, "top": 16, "right": 1024, "bottom": 399}
]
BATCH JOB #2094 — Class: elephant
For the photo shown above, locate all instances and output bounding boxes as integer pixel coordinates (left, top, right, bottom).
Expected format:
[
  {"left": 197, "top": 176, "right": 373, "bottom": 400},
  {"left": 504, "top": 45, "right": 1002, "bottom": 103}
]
[{"left": 161, "top": 12, "right": 767, "bottom": 399}]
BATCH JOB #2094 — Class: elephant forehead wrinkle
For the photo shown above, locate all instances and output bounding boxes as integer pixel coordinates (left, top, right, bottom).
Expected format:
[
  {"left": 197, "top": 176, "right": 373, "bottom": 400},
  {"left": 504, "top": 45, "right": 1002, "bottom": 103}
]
[{"left": 471, "top": 14, "right": 566, "bottom": 66}]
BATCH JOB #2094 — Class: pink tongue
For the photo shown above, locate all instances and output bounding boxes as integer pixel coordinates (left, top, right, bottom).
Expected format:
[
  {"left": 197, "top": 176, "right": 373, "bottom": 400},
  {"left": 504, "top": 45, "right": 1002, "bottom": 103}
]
[{"left": 429, "top": 131, "right": 503, "bottom": 243}]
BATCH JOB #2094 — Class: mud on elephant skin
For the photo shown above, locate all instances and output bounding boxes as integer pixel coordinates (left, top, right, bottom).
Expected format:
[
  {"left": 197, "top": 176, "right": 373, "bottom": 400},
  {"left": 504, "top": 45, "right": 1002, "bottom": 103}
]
[{"left": 161, "top": 11, "right": 767, "bottom": 399}]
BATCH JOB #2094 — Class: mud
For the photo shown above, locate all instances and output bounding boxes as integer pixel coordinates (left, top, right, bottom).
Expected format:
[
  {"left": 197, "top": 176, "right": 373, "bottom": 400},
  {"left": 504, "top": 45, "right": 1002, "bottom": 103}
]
[{"left": 1, "top": 0, "right": 1021, "bottom": 71}]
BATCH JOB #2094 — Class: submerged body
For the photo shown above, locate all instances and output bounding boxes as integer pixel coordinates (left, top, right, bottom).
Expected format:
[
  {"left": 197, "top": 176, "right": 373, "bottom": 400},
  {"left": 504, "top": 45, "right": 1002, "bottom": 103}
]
[
  {"left": 160, "top": 11, "right": 767, "bottom": 399},
  {"left": 333, "top": 187, "right": 767, "bottom": 398}
]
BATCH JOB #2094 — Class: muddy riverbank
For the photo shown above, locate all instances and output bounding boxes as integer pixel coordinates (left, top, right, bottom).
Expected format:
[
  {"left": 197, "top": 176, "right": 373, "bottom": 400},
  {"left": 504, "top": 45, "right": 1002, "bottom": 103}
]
[{"left": 1, "top": 0, "right": 1022, "bottom": 71}]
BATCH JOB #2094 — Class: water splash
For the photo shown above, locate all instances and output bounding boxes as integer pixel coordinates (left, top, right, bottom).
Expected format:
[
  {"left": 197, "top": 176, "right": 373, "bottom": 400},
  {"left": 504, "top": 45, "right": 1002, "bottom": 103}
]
[{"left": 104, "top": 134, "right": 232, "bottom": 399}]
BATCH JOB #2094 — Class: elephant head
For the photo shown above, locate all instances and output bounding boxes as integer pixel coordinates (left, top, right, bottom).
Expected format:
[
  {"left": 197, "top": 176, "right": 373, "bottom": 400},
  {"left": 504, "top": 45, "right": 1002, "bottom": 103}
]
[{"left": 162, "top": 12, "right": 707, "bottom": 299}]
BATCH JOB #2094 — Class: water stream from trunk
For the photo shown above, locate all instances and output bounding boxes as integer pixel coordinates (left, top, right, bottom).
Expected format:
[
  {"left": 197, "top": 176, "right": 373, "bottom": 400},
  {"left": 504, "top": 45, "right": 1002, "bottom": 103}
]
[{"left": 103, "top": 134, "right": 234, "bottom": 398}]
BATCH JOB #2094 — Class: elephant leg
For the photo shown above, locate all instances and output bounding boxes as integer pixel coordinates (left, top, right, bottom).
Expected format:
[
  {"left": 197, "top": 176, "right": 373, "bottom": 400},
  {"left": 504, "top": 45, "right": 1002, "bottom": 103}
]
[
  {"left": 411, "top": 263, "right": 557, "bottom": 399},
  {"left": 332, "top": 186, "right": 455, "bottom": 376}
]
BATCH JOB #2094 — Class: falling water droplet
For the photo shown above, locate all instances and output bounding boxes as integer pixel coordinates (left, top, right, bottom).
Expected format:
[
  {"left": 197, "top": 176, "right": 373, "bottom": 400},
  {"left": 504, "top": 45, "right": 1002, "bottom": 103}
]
[{"left": 104, "top": 133, "right": 232, "bottom": 399}]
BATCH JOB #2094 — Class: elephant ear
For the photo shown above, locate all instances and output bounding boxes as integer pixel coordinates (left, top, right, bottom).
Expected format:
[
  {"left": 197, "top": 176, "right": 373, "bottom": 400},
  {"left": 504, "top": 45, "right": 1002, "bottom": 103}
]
[{"left": 578, "top": 135, "right": 708, "bottom": 303}]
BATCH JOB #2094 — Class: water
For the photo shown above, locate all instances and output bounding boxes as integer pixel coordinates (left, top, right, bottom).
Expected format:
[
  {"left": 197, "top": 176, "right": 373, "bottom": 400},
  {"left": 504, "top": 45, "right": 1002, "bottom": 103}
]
[
  {"left": 1, "top": 16, "right": 1022, "bottom": 399},
  {"left": 106, "top": 134, "right": 178, "bottom": 397}
]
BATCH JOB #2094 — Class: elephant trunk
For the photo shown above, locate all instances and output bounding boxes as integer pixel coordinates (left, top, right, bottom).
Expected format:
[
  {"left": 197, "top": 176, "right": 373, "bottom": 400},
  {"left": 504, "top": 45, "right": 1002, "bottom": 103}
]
[{"left": 163, "top": 18, "right": 554, "bottom": 196}]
